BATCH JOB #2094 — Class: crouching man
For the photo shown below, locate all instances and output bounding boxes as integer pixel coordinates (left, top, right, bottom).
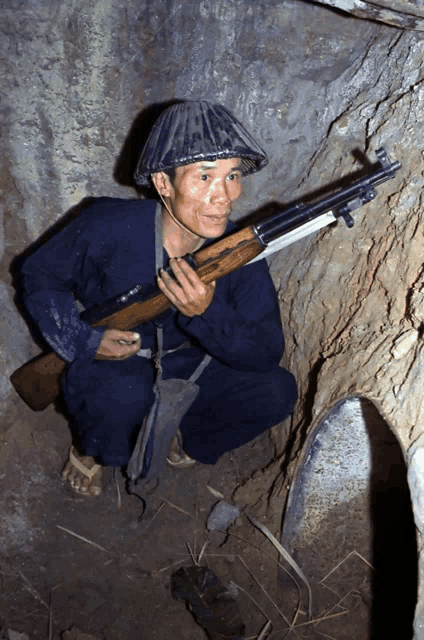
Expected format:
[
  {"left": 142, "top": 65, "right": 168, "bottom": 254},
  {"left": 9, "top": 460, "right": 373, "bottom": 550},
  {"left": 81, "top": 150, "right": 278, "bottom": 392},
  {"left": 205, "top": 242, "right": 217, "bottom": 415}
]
[{"left": 22, "top": 100, "right": 297, "bottom": 496}]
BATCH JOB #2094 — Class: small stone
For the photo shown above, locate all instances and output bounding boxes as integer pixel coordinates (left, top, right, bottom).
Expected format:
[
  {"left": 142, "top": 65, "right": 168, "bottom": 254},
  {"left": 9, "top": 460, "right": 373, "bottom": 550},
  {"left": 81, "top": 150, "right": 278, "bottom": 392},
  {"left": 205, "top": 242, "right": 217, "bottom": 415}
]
[
  {"left": 207, "top": 501, "right": 241, "bottom": 532},
  {"left": 8, "top": 632, "right": 30, "bottom": 640},
  {"left": 391, "top": 329, "right": 418, "bottom": 359}
]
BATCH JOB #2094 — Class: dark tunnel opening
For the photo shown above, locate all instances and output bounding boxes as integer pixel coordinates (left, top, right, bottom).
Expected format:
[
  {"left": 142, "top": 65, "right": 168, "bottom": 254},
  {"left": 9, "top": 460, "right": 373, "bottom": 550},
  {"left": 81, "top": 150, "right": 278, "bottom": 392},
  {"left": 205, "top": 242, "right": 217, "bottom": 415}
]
[
  {"left": 365, "top": 399, "right": 417, "bottom": 639},
  {"left": 280, "top": 397, "right": 417, "bottom": 639}
]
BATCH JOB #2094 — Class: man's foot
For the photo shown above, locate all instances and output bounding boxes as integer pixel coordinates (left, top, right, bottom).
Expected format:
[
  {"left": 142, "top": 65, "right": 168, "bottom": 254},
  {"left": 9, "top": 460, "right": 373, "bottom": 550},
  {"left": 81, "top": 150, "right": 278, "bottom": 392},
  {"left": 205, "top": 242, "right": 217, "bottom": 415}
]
[
  {"left": 167, "top": 431, "right": 196, "bottom": 468},
  {"left": 62, "top": 446, "right": 103, "bottom": 496}
]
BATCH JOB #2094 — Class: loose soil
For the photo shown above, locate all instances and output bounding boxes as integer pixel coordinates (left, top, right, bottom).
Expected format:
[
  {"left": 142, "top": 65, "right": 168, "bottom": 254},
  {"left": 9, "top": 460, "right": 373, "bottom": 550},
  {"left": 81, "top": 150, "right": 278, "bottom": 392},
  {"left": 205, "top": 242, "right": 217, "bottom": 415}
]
[
  {"left": 0, "top": 395, "right": 416, "bottom": 640},
  {"left": 1, "top": 398, "right": 286, "bottom": 640}
]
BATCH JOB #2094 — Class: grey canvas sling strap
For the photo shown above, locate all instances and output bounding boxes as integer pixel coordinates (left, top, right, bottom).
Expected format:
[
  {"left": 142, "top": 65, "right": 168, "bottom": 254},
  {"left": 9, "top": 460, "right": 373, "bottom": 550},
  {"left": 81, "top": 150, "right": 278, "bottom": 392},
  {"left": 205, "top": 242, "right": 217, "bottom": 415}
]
[{"left": 127, "top": 203, "right": 211, "bottom": 486}]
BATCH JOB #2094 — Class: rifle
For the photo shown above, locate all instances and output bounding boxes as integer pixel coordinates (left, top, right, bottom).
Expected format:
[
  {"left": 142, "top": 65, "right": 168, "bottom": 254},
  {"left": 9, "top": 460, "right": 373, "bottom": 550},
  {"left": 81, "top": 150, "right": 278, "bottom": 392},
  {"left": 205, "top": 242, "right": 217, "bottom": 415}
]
[{"left": 10, "top": 148, "right": 401, "bottom": 411}]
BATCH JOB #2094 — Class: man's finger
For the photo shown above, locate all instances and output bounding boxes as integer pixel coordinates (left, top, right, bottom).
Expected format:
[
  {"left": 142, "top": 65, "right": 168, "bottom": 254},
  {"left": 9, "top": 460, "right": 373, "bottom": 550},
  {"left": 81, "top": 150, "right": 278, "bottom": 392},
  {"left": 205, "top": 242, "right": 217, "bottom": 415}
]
[
  {"left": 96, "top": 340, "right": 139, "bottom": 360},
  {"left": 96, "top": 329, "right": 141, "bottom": 361},
  {"left": 170, "top": 258, "right": 202, "bottom": 287},
  {"left": 159, "top": 267, "right": 197, "bottom": 302},
  {"left": 107, "top": 329, "right": 140, "bottom": 342},
  {"left": 157, "top": 272, "right": 179, "bottom": 303},
  {"left": 115, "top": 342, "right": 140, "bottom": 355},
  {"left": 165, "top": 260, "right": 193, "bottom": 291}
]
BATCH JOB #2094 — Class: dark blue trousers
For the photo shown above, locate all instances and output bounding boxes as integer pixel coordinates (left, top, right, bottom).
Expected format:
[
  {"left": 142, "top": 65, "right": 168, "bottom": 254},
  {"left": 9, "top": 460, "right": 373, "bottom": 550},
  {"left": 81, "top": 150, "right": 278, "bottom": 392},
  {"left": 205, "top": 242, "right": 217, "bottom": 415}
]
[{"left": 63, "top": 349, "right": 297, "bottom": 467}]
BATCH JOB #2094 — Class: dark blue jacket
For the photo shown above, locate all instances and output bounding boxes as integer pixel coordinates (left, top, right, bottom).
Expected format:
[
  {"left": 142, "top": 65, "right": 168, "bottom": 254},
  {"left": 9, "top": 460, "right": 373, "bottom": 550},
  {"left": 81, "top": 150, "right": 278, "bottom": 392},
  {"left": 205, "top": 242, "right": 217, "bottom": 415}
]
[{"left": 22, "top": 198, "right": 284, "bottom": 371}]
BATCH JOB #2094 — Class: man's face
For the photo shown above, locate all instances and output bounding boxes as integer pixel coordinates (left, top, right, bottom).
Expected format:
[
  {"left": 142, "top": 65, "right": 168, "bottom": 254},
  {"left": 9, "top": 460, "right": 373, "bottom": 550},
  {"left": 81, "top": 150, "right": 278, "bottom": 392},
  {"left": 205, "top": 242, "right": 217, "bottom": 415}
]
[{"left": 162, "top": 157, "right": 243, "bottom": 239}]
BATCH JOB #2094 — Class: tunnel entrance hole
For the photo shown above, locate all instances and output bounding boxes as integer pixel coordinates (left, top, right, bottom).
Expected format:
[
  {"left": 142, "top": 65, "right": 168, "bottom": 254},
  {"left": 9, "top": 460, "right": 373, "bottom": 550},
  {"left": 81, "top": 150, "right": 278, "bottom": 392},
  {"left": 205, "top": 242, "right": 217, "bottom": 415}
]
[{"left": 280, "top": 396, "right": 417, "bottom": 639}]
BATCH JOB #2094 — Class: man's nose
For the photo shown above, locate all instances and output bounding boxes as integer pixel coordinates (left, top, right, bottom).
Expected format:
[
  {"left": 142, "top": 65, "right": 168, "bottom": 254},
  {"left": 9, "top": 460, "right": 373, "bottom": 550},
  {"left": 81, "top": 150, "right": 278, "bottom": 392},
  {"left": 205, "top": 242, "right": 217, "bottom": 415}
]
[{"left": 210, "top": 180, "right": 230, "bottom": 204}]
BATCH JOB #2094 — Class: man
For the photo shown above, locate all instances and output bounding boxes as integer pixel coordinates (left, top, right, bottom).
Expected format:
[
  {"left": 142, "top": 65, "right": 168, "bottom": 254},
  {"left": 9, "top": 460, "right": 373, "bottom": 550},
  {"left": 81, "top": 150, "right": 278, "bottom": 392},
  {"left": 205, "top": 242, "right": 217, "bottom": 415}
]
[{"left": 22, "top": 101, "right": 297, "bottom": 496}]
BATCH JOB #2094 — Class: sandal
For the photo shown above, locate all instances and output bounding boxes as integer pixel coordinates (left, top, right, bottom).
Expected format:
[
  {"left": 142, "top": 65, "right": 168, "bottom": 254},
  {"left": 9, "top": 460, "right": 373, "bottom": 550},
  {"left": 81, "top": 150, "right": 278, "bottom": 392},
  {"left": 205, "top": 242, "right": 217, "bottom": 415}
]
[
  {"left": 64, "top": 445, "right": 103, "bottom": 495},
  {"left": 167, "top": 431, "right": 196, "bottom": 468}
]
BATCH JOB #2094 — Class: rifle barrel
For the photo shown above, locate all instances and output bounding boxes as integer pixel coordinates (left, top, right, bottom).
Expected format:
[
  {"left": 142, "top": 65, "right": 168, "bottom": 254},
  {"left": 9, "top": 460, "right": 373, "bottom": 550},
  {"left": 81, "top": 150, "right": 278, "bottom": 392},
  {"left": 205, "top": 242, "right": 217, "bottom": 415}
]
[{"left": 255, "top": 155, "right": 401, "bottom": 246}]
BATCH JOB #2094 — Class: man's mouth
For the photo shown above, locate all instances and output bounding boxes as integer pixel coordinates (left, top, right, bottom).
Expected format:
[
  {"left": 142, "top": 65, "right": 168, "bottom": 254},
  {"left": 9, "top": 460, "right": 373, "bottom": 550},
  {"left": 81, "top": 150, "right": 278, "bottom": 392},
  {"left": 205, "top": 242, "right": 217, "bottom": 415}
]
[{"left": 203, "top": 213, "right": 230, "bottom": 222}]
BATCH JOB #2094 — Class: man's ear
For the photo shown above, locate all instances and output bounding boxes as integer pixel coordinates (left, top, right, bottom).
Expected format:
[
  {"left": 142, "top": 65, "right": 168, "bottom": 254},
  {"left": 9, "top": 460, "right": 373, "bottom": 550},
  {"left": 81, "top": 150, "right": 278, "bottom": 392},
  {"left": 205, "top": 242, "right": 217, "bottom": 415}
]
[{"left": 152, "top": 172, "right": 172, "bottom": 197}]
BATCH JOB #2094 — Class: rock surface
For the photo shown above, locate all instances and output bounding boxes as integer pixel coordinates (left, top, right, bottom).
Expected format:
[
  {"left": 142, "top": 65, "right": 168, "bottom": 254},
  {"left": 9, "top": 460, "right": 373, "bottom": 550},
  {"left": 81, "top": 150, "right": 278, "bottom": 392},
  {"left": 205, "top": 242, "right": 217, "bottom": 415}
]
[{"left": 317, "top": 0, "right": 424, "bottom": 31}]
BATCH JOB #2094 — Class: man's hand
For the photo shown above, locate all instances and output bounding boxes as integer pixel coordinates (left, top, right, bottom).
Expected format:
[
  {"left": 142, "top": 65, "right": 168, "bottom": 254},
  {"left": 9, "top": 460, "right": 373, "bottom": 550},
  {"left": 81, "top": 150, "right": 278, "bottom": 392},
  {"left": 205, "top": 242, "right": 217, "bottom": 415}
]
[
  {"left": 157, "top": 257, "right": 216, "bottom": 317},
  {"left": 95, "top": 329, "right": 141, "bottom": 360}
]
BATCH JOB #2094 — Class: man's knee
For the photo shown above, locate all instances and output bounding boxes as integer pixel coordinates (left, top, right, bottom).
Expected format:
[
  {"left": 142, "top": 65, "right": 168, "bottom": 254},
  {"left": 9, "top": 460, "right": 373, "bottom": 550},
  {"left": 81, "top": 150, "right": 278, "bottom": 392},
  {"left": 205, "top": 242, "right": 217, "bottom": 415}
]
[
  {"left": 273, "top": 366, "right": 297, "bottom": 405},
  {"left": 255, "top": 367, "right": 297, "bottom": 420},
  {"left": 64, "top": 358, "right": 155, "bottom": 421}
]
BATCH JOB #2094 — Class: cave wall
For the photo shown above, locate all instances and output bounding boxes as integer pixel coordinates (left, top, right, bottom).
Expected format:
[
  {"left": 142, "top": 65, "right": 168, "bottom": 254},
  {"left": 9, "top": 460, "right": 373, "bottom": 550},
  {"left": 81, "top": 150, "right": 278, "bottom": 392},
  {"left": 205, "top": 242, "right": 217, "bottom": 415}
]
[{"left": 2, "top": 0, "right": 424, "bottom": 635}]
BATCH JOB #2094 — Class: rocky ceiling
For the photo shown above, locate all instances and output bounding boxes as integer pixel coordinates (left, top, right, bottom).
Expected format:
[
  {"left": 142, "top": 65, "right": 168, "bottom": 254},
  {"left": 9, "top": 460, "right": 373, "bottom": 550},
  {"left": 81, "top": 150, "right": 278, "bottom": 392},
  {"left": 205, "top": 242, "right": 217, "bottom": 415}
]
[{"left": 316, "top": 0, "right": 424, "bottom": 30}]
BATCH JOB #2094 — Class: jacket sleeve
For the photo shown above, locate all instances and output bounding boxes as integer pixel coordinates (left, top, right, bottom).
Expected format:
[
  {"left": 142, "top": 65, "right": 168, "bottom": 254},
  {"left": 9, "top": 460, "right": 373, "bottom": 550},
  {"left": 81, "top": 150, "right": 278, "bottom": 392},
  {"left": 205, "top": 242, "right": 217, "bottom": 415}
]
[
  {"left": 177, "top": 258, "right": 284, "bottom": 371},
  {"left": 21, "top": 213, "right": 109, "bottom": 363}
]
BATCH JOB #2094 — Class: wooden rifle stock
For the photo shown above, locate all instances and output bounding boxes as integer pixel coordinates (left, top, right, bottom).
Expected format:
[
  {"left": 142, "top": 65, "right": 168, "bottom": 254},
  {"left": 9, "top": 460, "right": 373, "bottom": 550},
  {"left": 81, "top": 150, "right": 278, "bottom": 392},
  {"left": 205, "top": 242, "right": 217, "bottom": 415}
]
[{"left": 10, "top": 226, "right": 263, "bottom": 411}]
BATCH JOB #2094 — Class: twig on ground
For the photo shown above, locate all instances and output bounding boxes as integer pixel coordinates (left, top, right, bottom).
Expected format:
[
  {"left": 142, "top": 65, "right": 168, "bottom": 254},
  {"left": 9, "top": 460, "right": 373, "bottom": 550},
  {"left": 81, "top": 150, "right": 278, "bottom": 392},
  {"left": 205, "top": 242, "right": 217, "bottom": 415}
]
[
  {"left": 15, "top": 568, "right": 49, "bottom": 610},
  {"left": 138, "top": 501, "right": 165, "bottom": 534},
  {"left": 153, "top": 495, "right": 196, "bottom": 519},
  {"left": 56, "top": 525, "right": 111, "bottom": 553},
  {"left": 237, "top": 556, "right": 299, "bottom": 637},
  {"left": 151, "top": 558, "right": 187, "bottom": 576},
  {"left": 103, "top": 559, "right": 115, "bottom": 566},
  {"left": 244, "top": 619, "right": 272, "bottom": 640},
  {"left": 260, "top": 587, "right": 353, "bottom": 638},
  {"left": 294, "top": 608, "right": 349, "bottom": 629},
  {"left": 289, "top": 602, "right": 303, "bottom": 632},
  {"left": 247, "top": 514, "right": 312, "bottom": 621},
  {"left": 315, "top": 631, "right": 339, "bottom": 640},
  {"left": 186, "top": 542, "right": 198, "bottom": 566},
  {"left": 228, "top": 452, "right": 241, "bottom": 486},
  {"left": 114, "top": 468, "right": 122, "bottom": 510},
  {"left": 197, "top": 539, "right": 209, "bottom": 565},
  {"left": 19, "top": 609, "right": 47, "bottom": 619},
  {"left": 254, "top": 608, "right": 350, "bottom": 640},
  {"left": 206, "top": 484, "right": 225, "bottom": 499},
  {"left": 229, "top": 580, "right": 269, "bottom": 623},
  {"left": 256, "top": 620, "right": 272, "bottom": 640},
  {"left": 319, "top": 549, "right": 374, "bottom": 585},
  {"left": 227, "top": 530, "right": 302, "bottom": 595},
  {"left": 313, "top": 586, "right": 357, "bottom": 623},
  {"left": 48, "top": 583, "right": 61, "bottom": 640}
]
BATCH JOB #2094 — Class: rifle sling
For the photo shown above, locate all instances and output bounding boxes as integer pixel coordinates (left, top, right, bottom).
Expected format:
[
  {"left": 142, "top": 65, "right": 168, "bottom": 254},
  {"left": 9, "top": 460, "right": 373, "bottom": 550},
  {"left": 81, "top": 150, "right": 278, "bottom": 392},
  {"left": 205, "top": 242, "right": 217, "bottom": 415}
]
[{"left": 127, "top": 204, "right": 211, "bottom": 485}]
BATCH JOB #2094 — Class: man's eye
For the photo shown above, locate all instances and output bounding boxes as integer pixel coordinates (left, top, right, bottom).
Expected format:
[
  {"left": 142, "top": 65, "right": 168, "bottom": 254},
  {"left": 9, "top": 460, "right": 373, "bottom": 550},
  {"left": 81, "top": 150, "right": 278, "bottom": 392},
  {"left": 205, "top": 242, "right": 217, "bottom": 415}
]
[
  {"left": 201, "top": 174, "right": 209, "bottom": 181},
  {"left": 228, "top": 173, "right": 239, "bottom": 181}
]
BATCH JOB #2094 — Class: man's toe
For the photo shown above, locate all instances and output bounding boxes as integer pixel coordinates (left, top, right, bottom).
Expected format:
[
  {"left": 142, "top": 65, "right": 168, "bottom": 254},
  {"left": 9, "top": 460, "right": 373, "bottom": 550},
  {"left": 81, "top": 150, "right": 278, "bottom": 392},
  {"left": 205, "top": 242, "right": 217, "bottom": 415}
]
[
  {"left": 66, "top": 467, "right": 77, "bottom": 486},
  {"left": 61, "top": 460, "right": 72, "bottom": 480},
  {"left": 90, "top": 483, "right": 102, "bottom": 496},
  {"left": 79, "top": 477, "right": 90, "bottom": 493}
]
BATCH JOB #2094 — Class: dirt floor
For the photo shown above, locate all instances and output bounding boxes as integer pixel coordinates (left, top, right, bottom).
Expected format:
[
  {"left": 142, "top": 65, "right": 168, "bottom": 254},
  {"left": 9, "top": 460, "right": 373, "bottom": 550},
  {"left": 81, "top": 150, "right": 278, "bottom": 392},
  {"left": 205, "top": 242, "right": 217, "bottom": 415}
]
[{"left": 0, "top": 394, "right": 417, "bottom": 640}]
